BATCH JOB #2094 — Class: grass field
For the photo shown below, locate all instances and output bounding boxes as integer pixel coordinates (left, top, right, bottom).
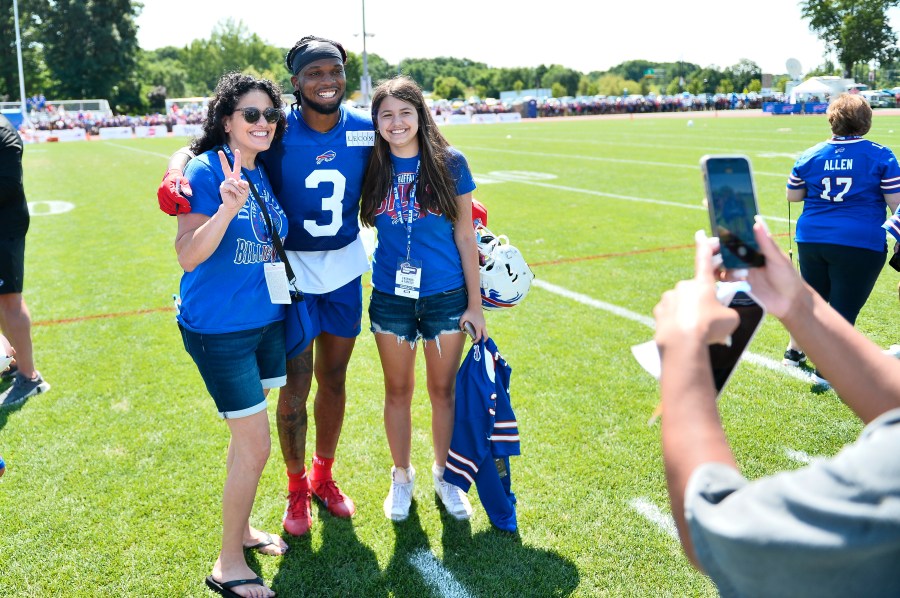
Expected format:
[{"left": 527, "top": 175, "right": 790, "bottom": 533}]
[{"left": 3, "top": 109, "right": 900, "bottom": 596}]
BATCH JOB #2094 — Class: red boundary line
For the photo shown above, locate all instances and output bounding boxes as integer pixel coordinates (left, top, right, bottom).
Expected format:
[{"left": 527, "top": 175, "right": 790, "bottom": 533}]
[
  {"left": 33, "top": 306, "right": 172, "bottom": 327},
  {"left": 31, "top": 232, "right": 791, "bottom": 327},
  {"left": 530, "top": 232, "right": 789, "bottom": 268}
]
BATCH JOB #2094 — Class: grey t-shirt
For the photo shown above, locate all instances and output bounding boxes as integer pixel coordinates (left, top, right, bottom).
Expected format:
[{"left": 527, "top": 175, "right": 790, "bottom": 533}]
[{"left": 686, "top": 408, "right": 900, "bottom": 598}]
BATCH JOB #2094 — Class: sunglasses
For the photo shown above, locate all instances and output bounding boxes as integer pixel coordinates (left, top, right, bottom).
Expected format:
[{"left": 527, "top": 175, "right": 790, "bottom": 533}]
[{"left": 237, "top": 107, "right": 282, "bottom": 124}]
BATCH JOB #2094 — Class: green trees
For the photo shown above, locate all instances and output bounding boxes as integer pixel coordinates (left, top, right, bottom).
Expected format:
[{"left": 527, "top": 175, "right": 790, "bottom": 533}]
[
  {"left": 432, "top": 75, "right": 466, "bottom": 100},
  {"left": 801, "top": 0, "right": 900, "bottom": 78},
  {"left": 40, "top": 0, "right": 141, "bottom": 108},
  {"left": 179, "top": 19, "right": 284, "bottom": 97},
  {"left": 0, "top": 0, "right": 48, "bottom": 103}
]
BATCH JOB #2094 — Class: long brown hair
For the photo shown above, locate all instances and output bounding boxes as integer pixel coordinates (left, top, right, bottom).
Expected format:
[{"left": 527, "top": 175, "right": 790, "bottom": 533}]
[{"left": 360, "top": 76, "right": 459, "bottom": 227}]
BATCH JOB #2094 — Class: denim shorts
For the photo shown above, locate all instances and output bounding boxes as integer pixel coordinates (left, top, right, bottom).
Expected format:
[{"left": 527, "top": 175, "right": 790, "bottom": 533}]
[
  {"left": 180, "top": 321, "right": 286, "bottom": 419},
  {"left": 369, "top": 286, "right": 467, "bottom": 344}
]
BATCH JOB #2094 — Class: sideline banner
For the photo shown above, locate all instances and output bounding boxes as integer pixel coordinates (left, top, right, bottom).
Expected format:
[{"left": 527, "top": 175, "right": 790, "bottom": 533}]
[
  {"left": 29, "top": 128, "right": 88, "bottom": 142},
  {"left": 804, "top": 102, "right": 828, "bottom": 114},
  {"left": 447, "top": 114, "right": 472, "bottom": 125},
  {"left": 172, "top": 124, "right": 203, "bottom": 137},
  {"left": 98, "top": 127, "right": 133, "bottom": 139},
  {"left": 135, "top": 125, "right": 168, "bottom": 138},
  {"left": 763, "top": 103, "right": 801, "bottom": 115}
]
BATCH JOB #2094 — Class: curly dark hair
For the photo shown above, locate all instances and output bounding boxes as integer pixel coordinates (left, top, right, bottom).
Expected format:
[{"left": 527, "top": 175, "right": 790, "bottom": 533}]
[
  {"left": 360, "top": 75, "right": 459, "bottom": 227},
  {"left": 190, "top": 72, "right": 286, "bottom": 156}
]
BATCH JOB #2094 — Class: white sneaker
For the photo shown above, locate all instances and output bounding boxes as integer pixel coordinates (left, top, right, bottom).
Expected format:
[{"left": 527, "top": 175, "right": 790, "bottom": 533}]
[
  {"left": 383, "top": 465, "right": 415, "bottom": 521},
  {"left": 433, "top": 463, "right": 472, "bottom": 520}
]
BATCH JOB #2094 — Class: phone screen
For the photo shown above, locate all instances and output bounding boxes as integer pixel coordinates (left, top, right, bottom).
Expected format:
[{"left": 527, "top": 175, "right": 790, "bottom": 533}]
[
  {"left": 702, "top": 156, "right": 765, "bottom": 269},
  {"left": 710, "top": 291, "right": 765, "bottom": 395}
]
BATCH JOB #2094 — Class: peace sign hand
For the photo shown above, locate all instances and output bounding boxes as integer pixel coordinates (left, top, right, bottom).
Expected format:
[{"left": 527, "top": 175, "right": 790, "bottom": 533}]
[{"left": 217, "top": 148, "right": 250, "bottom": 213}]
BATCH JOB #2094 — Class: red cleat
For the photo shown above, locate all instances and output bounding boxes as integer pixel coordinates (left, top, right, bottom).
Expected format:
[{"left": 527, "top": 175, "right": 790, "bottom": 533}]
[
  {"left": 310, "top": 477, "right": 356, "bottom": 518},
  {"left": 282, "top": 487, "right": 312, "bottom": 536}
]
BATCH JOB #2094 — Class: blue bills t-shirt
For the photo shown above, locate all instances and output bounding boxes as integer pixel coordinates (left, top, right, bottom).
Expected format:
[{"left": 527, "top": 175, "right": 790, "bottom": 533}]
[
  {"left": 177, "top": 148, "right": 288, "bottom": 333},
  {"left": 371, "top": 147, "right": 476, "bottom": 297},
  {"left": 788, "top": 136, "right": 900, "bottom": 252}
]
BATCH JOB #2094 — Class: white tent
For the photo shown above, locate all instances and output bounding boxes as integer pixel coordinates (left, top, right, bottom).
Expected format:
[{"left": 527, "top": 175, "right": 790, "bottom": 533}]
[{"left": 789, "top": 79, "right": 833, "bottom": 103}]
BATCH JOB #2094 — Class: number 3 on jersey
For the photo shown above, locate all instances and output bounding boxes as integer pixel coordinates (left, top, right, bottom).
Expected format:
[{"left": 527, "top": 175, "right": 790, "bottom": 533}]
[
  {"left": 304, "top": 169, "right": 346, "bottom": 236},
  {"left": 820, "top": 176, "right": 852, "bottom": 202}
]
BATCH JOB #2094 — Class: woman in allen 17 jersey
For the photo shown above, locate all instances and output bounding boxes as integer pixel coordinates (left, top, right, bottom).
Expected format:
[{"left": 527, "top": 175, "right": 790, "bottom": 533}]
[{"left": 783, "top": 93, "right": 900, "bottom": 381}]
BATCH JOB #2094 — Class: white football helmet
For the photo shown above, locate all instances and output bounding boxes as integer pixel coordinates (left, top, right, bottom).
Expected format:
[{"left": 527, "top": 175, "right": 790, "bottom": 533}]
[{"left": 477, "top": 226, "right": 535, "bottom": 310}]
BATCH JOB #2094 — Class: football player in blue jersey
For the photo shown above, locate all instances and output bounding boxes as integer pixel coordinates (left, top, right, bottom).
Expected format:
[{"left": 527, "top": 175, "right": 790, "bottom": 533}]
[
  {"left": 359, "top": 76, "right": 487, "bottom": 522},
  {"left": 783, "top": 93, "right": 900, "bottom": 384},
  {"left": 157, "top": 36, "right": 374, "bottom": 537}
]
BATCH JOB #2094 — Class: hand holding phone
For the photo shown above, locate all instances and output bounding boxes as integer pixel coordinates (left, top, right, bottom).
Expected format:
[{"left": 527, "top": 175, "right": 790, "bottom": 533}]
[
  {"left": 633, "top": 281, "right": 766, "bottom": 424},
  {"left": 701, "top": 155, "right": 765, "bottom": 270}
]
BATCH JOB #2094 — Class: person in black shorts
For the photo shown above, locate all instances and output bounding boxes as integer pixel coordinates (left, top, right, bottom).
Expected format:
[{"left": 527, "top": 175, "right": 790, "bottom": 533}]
[{"left": 0, "top": 114, "right": 49, "bottom": 408}]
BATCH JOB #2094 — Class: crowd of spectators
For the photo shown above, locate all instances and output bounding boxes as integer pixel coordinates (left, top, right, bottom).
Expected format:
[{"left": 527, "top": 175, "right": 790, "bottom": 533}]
[
  {"left": 523, "top": 92, "right": 779, "bottom": 118},
  {"left": 16, "top": 89, "right": 787, "bottom": 136},
  {"left": 20, "top": 100, "right": 207, "bottom": 135}
]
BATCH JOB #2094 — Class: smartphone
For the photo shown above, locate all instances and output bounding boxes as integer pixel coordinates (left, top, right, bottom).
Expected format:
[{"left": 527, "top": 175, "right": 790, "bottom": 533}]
[
  {"left": 710, "top": 290, "right": 765, "bottom": 395},
  {"left": 700, "top": 155, "right": 765, "bottom": 269}
]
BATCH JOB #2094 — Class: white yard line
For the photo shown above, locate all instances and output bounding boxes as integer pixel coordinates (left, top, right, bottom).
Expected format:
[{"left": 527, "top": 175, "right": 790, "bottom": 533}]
[
  {"left": 532, "top": 279, "right": 814, "bottom": 383},
  {"left": 105, "top": 142, "right": 172, "bottom": 158},
  {"left": 409, "top": 548, "right": 474, "bottom": 598},
  {"left": 628, "top": 498, "right": 678, "bottom": 540},
  {"left": 784, "top": 448, "right": 815, "bottom": 465},
  {"left": 535, "top": 278, "right": 820, "bottom": 540},
  {"left": 474, "top": 171, "right": 791, "bottom": 224},
  {"left": 465, "top": 145, "right": 789, "bottom": 178}
]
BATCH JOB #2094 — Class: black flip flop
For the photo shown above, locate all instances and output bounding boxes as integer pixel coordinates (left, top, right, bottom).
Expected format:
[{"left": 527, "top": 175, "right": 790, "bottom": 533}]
[
  {"left": 243, "top": 531, "right": 289, "bottom": 555},
  {"left": 205, "top": 575, "right": 267, "bottom": 597}
]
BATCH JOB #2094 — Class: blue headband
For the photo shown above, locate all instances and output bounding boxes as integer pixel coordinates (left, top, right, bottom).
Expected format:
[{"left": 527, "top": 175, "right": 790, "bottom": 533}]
[{"left": 289, "top": 41, "right": 344, "bottom": 76}]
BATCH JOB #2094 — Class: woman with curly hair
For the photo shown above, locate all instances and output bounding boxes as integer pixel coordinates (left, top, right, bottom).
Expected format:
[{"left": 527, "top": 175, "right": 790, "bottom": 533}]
[{"left": 174, "top": 72, "right": 289, "bottom": 598}]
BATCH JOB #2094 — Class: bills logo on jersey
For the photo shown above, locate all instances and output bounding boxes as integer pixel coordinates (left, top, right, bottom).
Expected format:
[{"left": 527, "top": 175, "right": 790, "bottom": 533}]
[{"left": 316, "top": 150, "right": 337, "bottom": 164}]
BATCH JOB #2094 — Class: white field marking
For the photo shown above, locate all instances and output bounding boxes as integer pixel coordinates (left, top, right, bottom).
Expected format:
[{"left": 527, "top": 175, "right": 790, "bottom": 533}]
[
  {"left": 784, "top": 447, "right": 815, "bottom": 465},
  {"left": 105, "top": 142, "right": 172, "bottom": 158},
  {"left": 28, "top": 200, "right": 75, "bottom": 216},
  {"left": 463, "top": 145, "right": 789, "bottom": 179},
  {"left": 408, "top": 548, "right": 473, "bottom": 598},
  {"left": 476, "top": 173, "right": 792, "bottom": 225},
  {"left": 532, "top": 279, "right": 656, "bottom": 328},
  {"left": 628, "top": 497, "right": 678, "bottom": 540},
  {"left": 532, "top": 279, "right": 815, "bottom": 384},
  {"left": 470, "top": 135, "right": 802, "bottom": 163}
]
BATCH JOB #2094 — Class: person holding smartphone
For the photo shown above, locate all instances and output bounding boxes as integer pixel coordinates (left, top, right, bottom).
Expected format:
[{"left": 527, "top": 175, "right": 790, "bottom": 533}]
[
  {"left": 655, "top": 220, "right": 900, "bottom": 598},
  {"left": 782, "top": 94, "right": 900, "bottom": 383}
]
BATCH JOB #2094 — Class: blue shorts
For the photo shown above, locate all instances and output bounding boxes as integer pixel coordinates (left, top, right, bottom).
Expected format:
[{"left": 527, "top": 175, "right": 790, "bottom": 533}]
[
  {"left": 369, "top": 286, "right": 467, "bottom": 344},
  {"left": 286, "top": 276, "right": 362, "bottom": 360},
  {"left": 180, "top": 321, "right": 286, "bottom": 419}
]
